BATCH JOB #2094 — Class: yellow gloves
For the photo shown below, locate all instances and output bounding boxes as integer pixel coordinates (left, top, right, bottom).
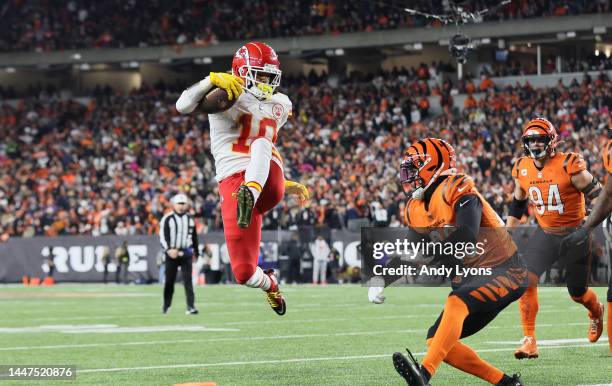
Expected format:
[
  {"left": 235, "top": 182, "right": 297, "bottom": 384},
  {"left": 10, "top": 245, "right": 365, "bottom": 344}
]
[
  {"left": 285, "top": 180, "right": 310, "bottom": 206},
  {"left": 209, "top": 72, "right": 244, "bottom": 100}
]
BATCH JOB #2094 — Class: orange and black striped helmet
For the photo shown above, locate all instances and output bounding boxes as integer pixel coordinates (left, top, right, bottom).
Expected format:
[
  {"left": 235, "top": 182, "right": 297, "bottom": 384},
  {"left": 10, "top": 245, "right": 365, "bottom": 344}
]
[
  {"left": 603, "top": 138, "right": 612, "bottom": 174},
  {"left": 400, "top": 138, "right": 456, "bottom": 199},
  {"left": 521, "top": 118, "right": 558, "bottom": 159}
]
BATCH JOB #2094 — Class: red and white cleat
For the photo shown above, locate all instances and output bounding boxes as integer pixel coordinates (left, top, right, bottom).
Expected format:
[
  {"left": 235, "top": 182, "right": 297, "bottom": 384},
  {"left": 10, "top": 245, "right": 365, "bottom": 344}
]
[{"left": 264, "top": 269, "right": 286, "bottom": 316}]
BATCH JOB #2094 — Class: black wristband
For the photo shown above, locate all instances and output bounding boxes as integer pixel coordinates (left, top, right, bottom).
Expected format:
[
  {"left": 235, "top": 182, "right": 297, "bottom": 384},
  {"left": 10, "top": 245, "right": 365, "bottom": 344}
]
[{"left": 508, "top": 198, "right": 528, "bottom": 218}]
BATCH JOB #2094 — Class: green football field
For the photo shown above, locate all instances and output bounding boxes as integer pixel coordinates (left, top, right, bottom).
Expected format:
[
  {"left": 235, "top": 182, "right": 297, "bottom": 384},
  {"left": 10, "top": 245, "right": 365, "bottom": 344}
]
[{"left": 0, "top": 284, "right": 609, "bottom": 386}]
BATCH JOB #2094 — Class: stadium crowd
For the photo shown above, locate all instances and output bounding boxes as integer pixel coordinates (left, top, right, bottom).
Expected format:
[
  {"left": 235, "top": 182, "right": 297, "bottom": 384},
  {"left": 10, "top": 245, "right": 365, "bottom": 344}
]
[
  {"left": 0, "top": 65, "right": 610, "bottom": 239},
  {"left": 0, "top": 0, "right": 608, "bottom": 53},
  {"left": 490, "top": 51, "right": 612, "bottom": 77}
]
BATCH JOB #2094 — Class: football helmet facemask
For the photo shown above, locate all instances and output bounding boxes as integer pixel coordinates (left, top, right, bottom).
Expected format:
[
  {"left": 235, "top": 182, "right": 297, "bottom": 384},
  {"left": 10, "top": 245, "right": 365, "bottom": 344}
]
[
  {"left": 232, "top": 42, "right": 281, "bottom": 100},
  {"left": 400, "top": 138, "right": 456, "bottom": 200},
  {"left": 521, "top": 118, "right": 558, "bottom": 160}
]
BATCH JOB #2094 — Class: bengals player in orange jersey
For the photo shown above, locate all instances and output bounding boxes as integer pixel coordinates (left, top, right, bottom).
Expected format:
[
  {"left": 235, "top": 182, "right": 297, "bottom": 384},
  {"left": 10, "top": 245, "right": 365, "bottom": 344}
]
[
  {"left": 561, "top": 138, "right": 612, "bottom": 353},
  {"left": 392, "top": 138, "right": 526, "bottom": 386},
  {"left": 506, "top": 118, "right": 604, "bottom": 360}
]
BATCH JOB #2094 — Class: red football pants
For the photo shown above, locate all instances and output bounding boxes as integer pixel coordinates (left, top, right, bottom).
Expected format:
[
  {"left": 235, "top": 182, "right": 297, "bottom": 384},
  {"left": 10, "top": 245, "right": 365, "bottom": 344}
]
[{"left": 218, "top": 161, "right": 285, "bottom": 284}]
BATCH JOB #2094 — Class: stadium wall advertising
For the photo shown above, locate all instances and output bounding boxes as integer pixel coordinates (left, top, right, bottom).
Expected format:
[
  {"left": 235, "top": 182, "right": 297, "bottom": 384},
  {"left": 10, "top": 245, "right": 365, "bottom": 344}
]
[
  {"left": 0, "top": 231, "right": 361, "bottom": 283},
  {"left": 1, "top": 227, "right": 608, "bottom": 283}
]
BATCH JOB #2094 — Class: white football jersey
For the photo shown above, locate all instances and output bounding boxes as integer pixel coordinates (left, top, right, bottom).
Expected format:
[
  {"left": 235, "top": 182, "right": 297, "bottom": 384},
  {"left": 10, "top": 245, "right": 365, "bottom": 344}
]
[{"left": 209, "top": 91, "right": 292, "bottom": 182}]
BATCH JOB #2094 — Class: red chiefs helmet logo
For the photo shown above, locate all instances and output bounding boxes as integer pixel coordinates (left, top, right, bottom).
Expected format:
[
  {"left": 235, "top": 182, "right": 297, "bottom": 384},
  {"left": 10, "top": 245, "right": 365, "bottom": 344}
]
[
  {"left": 235, "top": 46, "right": 248, "bottom": 59},
  {"left": 272, "top": 104, "right": 284, "bottom": 120}
]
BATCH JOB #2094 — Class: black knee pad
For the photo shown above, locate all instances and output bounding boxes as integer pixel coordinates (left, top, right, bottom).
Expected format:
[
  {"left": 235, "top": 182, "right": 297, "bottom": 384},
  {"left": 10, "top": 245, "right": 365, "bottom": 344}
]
[
  {"left": 607, "top": 286, "right": 612, "bottom": 303},
  {"left": 567, "top": 286, "right": 587, "bottom": 298}
]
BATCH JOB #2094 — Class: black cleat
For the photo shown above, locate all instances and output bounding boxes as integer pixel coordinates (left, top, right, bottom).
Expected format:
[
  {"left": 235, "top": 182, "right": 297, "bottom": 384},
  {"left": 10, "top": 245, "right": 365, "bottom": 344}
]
[
  {"left": 496, "top": 373, "right": 524, "bottom": 386},
  {"left": 162, "top": 305, "right": 170, "bottom": 315},
  {"left": 236, "top": 185, "right": 254, "bottom": 228},
  {"left": 186, "top": 307, "right": 199, "bottom": 315},
  {"left": 392, "top": 349, "right": 430, "bottom": 386}
]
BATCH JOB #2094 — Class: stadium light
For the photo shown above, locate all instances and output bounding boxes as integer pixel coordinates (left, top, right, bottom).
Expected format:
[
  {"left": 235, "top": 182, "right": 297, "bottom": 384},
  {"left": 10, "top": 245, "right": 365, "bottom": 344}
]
[
  {"left": 193, "top": 57, "right": 212, "bottom": 65},
  {"left": 324, "top": 48, "right": 345, "bottom": 56},
  {"left": 593, "top": 26, "right": 606, "bottom": 35},
  {"left": 566, "top": 31, "right": 576, "bottom": 38},
  {"left": 556, "top": 32, "right": 566, "bottom": 40},
  {"left": 403, "top": 43, "right": 423, "bottom": 51},
  {"left": 595, "top": 49, "right": 600, "bottom": 56},
  {"left": 79, "top": 63, "right": 91, "bottom": 71},
  {"left": 129, "top": 61, "right": 139, "bottom": 68},
  {"left": 5, "top": 67, "right": 16, "bottom": 73},
  {"left": 71, "top": 53, "right": 82, "bottom": 60},
  {"left": 159, "top": 57, "right": 172, "bottom": 64},
  {"left": 481, "top": 38, "right": 491, "bottom": 44}
]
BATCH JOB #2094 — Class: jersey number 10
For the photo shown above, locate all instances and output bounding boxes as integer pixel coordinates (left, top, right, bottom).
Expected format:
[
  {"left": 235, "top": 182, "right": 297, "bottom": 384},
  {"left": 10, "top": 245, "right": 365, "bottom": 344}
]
[
  {"left": 231, "top": 113, "right": 278, "bottom": 154},
  {"left": 528, "top": 184, "right": 564, "bottom": 215}
]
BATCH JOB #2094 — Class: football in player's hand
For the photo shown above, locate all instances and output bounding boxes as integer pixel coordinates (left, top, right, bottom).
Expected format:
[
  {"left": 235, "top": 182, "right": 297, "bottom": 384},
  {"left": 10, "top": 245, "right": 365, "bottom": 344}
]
[{"left": 198, "top": 87, "right": 237, "bottom": 114}]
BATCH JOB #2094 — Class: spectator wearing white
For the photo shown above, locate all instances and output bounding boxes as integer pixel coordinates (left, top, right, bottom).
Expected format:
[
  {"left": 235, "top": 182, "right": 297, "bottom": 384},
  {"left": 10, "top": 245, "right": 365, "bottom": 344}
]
[
  {"left": 371, "top": 201, "right": 389, "bottom": 227},
  {"left": 410, "top": 104, "right": 421, "bottom": 124},
  {"left": 310, "top": 236, "right": 330, "bottom": 285}
]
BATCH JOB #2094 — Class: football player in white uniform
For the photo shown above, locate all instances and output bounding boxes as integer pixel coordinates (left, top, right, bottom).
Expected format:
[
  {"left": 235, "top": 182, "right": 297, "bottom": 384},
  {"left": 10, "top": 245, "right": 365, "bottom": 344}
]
[{"left": 176, "top": 42, "right": 308, "bottom": 315}]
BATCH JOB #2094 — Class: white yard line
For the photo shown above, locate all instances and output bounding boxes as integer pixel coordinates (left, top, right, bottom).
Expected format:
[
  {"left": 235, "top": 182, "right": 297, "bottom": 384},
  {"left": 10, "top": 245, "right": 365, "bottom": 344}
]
[
  {"left": 9, "top": 302, "right": 404, "bottom": 322},
  {"left": 4, "top": 303, "right": 574, "bottom": 324},
  {"left": 0, "top": 312, "right": 440, "bottom": 327},
  {"left": 0, "top": 324, "right": 240, "bottom": 334},
  {"left": 221, "top": 314, "right": 438, "bottom": 326},
  {"left": 0, "top": 329, "right": 426, "bottom": 351},
  {"left": 0, "top": 321, "right": 605, "bottom": 352},
  {"left": 78, "top": 343, "right": 610, "bottom": 374},
  {"left": 578, "top": 383, "right": 612, "bottom": 386},
  {"left": 485, "top": 337, "right": 609, "bottom": 346}
]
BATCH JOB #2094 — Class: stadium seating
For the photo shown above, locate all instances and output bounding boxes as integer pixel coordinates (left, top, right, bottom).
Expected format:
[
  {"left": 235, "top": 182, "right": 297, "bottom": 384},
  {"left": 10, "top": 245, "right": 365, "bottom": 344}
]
[
  {"left": 0, "top": 70, "right": 609, "bottom": 238},
  {"left": 0, "top": 0, "right": 608, "bottom": 52}
]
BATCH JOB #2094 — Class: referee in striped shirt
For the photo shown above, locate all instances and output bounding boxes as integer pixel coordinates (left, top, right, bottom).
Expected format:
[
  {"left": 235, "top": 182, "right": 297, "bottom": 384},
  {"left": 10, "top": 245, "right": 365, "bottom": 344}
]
[{"left": 159, "top": 193, "right": 199, "bottom": 315}]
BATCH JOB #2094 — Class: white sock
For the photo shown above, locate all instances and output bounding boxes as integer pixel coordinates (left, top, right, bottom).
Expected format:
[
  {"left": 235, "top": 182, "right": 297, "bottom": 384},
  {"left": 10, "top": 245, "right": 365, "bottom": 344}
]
[
  {"left": 245, "top": 266, "right": 272, "bottom": 291},
  {"left": 244, "top": 137, "right": 272, "bottom": 204}
]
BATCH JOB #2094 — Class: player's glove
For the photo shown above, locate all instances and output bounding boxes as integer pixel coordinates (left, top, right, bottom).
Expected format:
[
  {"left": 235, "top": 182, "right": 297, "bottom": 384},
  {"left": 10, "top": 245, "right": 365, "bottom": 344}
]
[
  {"left": 559, "top": 226, "right": 590, "bottom": 257},
  {"left": 209, "top": 72, "right": 244, "bottom": 101},
  {"left": 284, "top": 180, "right": 310, "bottom": 206}
]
